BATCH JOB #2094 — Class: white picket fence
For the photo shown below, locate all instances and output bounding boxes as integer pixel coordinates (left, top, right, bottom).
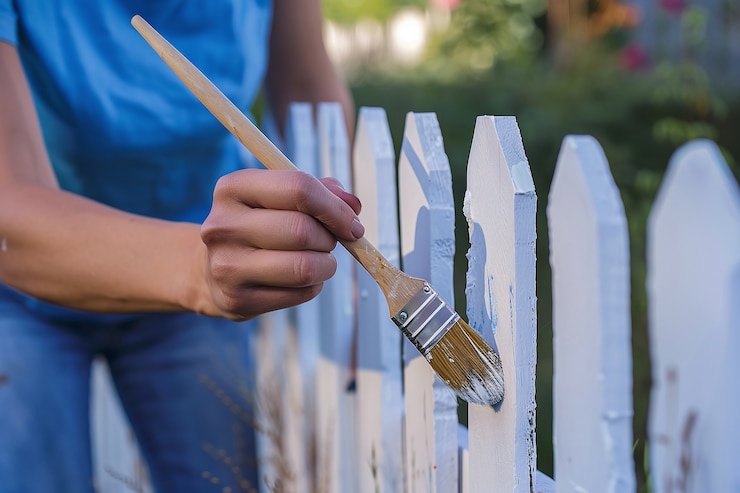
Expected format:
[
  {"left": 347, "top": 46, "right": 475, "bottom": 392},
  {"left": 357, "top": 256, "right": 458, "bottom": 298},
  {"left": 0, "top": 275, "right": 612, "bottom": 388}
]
[{"left": 90, "top": 104, "right": 740, "bottom": 492}]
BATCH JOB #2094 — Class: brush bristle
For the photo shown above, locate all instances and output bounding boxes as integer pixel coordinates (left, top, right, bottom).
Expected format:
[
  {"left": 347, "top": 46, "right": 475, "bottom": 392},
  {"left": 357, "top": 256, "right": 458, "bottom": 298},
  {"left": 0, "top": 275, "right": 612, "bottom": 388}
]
[{"left": 426, "top": 319, "right": 504, "bottom": 406}]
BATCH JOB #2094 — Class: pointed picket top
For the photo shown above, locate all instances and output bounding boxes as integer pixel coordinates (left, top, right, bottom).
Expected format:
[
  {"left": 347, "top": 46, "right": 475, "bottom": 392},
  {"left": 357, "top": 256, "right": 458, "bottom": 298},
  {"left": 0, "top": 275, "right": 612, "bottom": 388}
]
[
  {"left": 463, "top": 116, "right": 536, "bottom": 493},
  {"left": 398, "top": 111, "right": 459, "bottom": 493},
  {"left": 547, "top": 135, "right": 635, "bottom": 492},
  {"left": 315, "top": 102, "right": 358, "bottom": 493},
  {"left": 318, "top": 102, "right": 352, "bottom": 188},
  {"left": 352, "top": 107, "right": 404, "bottom": 493},
  {"left": 647, "top": 140, "right": 740, "bottom": 492},
  {"left": 286, "top": 103, "right": 318, "bottom": 176}
]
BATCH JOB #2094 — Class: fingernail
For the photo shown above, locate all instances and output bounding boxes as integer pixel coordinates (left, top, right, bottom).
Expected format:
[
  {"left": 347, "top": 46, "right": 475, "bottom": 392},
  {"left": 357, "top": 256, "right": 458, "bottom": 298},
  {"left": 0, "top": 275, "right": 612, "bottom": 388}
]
[{"left": 351, "top": 218, "right": 365, "bottom": 239}]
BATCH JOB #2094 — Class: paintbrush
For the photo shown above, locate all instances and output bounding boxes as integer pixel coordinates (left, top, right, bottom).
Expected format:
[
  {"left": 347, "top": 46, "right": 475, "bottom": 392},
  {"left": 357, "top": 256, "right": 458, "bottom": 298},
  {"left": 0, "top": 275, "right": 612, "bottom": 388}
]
[{"left": 131, "top": 15, "right": 504, "bottom": 406}]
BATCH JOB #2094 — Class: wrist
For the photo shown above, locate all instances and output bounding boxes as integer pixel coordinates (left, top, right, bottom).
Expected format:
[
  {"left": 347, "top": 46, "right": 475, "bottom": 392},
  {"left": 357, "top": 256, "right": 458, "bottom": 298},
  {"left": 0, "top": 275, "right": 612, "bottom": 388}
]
[{"left": 176, "top": 223, "right": 218, "bottom": 317}]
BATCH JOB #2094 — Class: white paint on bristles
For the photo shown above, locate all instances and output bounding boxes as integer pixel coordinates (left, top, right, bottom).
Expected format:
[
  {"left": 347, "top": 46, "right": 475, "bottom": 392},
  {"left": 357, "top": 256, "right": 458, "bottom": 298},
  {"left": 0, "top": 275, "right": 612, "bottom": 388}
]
[
  {"left": 647, "top": 140, "right": 740, "bottom": 493},
  {"left": 397, "top": 112, "right": 459, "bottom": 493},
  {"left": 463, "top": 116, "right": 537, "bottom": 493},
  {"left": 547, "top": 135, "right": 636, "bottom": 492},
  {"left": 352, "top": 107, "right": 404, "bottom": 493},
  {"left": 315, "top": 102, "right": 358, "bottom": 493}
]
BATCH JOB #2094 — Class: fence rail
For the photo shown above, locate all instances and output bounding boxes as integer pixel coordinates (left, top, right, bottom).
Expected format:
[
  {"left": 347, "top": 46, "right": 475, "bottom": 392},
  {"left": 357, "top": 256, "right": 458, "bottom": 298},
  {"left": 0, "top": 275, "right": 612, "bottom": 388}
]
[{"left": 91, "top": 106, "right": 739, "bottom": 493}]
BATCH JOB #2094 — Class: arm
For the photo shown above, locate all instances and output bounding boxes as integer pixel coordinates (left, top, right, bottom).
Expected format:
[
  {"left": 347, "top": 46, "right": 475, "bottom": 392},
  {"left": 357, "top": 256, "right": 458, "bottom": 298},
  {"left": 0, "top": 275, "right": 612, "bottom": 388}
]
[
  {"left": 0, "top": 41, "right": 362, "bottom": 320},
  {"left": 264, "top": 0, "right": 355, "bottom": 138}
]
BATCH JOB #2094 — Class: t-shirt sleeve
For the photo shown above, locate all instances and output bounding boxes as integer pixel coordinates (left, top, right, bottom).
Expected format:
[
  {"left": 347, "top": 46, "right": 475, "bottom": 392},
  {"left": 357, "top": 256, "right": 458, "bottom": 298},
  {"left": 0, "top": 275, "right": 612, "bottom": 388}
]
[{"left": 0, "top": 0, "right": 18, "bottom": 45}]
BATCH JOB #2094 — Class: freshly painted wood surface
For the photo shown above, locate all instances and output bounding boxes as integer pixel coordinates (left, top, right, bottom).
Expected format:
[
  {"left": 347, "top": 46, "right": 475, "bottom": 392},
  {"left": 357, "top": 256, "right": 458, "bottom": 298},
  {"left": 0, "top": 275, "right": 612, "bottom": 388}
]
[
  {"left": 463, "top": 116, "right": 536, "bottom": 493},
  {"left": 547, "top": 135, "right": 635, "bottom": 492},
  {"left": 352, "top": 107, "right": 404, "bottom": 493},
  {"left": 647, "top": 140, "right": 740, "bottom": 493},
  {"left": 398, "top": 112, "right": 459, "bottom": 493},
  {"left": 315, "top": 102, "right": 358, "bottom": 493}
]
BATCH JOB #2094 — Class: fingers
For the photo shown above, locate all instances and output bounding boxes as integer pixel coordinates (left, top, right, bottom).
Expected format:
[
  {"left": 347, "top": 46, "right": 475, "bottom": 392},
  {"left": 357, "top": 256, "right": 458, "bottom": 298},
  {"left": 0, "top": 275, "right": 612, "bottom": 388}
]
[
  {"left": 214, "top": 169, "right": 364, "bottom": 241},
  {"left": 203, "top": 207, "right": 338, "bottom": 252},
  {"left": 201, "top": 168, "right": 364, "bottom": 320},
  {"left": 321, "top": 177, "right": 362, "bottom": 215},
  {"left": 209, "top": 249, "right": 337, "bottom": 289},
  {"left": 212, "top": 284, "right": 324, "bottom": 321},
  {"left": 205, "top": 249, "right": 336, "bottom": 320}
]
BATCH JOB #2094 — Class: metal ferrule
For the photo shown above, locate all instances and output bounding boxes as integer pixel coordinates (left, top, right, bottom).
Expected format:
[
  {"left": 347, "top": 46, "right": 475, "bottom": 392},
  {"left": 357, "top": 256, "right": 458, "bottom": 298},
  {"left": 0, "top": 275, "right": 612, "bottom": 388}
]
[{"left": 392, "top": 283, "right": 460, "bottom": 356}]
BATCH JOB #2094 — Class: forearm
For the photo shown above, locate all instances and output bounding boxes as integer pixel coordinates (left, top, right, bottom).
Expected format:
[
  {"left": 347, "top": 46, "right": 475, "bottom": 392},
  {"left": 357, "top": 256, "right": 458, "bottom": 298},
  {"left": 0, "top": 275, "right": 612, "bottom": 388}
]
[
  {"left": 0, "top": 39, "right": 364, "bottom": 322},
  {"left": 0, "top": 183, "right": 209, "bottom": 315}
]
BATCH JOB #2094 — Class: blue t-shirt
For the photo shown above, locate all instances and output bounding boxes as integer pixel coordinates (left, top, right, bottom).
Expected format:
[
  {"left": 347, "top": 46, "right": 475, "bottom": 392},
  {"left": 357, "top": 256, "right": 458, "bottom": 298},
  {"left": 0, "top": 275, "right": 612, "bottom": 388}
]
[
  {"left": 0, "top": 1, "right": 272, "bottom": 320},
  {"left": 0, "top": 0, "right": 272, "bottom": 222}
]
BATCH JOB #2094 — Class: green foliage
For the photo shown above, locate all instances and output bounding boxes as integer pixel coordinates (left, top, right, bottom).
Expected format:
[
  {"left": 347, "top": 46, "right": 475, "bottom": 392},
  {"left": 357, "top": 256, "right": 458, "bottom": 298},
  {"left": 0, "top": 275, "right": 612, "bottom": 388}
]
[
  {"left": 647, "top": 5, "right": 735, "bottom": 168},
  {"left": 322, "top": 0, "right": 426, "bottom": 24},
  {"left": 427, "top": 0, "right": 546, "bottom": 73}
]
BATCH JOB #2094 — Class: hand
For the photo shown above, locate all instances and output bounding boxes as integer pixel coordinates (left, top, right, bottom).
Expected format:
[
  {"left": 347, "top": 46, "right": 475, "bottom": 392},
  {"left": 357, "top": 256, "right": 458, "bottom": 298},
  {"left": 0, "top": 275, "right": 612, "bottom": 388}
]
[{"left": 200, "top": 169, "right": 363, "bottom": 320}]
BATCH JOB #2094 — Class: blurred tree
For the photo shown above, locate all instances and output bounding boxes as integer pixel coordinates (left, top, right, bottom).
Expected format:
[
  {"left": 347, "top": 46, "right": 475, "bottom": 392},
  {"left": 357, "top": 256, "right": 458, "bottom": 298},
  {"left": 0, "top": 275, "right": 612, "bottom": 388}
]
[{"left": 432, "top": 0, "right": 547, "bottom": 73}]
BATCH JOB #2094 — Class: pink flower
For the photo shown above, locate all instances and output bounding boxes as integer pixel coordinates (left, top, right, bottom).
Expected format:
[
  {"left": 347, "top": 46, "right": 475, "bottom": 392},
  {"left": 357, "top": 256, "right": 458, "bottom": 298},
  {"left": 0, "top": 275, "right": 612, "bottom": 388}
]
[
  {"left": 621, "top": 43, "right": 650, "bottom": 71},
  {"left": 659, "top": 0, "right": 687, "bottom": 15},
  {"left": 431, "top": 0, "right": 461, "bottom": 10}
]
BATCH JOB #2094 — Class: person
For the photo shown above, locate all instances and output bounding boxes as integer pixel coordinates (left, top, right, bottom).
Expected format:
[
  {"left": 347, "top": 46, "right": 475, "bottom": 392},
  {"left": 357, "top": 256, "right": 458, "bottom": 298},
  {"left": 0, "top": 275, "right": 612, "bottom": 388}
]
[{"left": 0, "top": 1, "right": 362, "bottom": 492}]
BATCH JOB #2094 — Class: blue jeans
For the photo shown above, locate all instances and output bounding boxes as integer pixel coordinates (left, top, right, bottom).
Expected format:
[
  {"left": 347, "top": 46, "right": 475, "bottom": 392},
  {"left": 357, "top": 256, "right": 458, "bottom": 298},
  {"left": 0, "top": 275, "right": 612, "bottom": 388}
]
[{"left": 0, "top": 285, "right": 259, "bottom": 493}]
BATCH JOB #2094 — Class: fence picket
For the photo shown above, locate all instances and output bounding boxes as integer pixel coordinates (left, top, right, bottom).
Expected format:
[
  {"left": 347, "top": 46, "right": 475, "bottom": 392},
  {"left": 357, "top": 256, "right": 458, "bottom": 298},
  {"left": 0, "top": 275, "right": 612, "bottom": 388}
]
[
  {"left": 647, "top": 140, "right": 740, "bottom": 493},
  {"left": 285, "top": 102, "right": 321, "bottom": 492},
  {"left": 91, "top": 359, "right": 151, "bottom": 493},
  {"left": 463, "top": 116, "right": 537, "bottom": 492},
  {"left": 315, "top": 102, "right": 358, "bottom": 493},
  {"left": 397, "top": 112, "right": 459, "bottom": 493},
  {"left": 250, "top": 105, "right": 317, "bottom": 493},
  {"left": 252, "top": 308, "right": 289, "bottom": 493},
  {"left": 547, "top": 135, "right": 635, "bottom": 492},
  {"left": 352, "top": 107, "right": 405, "bottom": 493}
]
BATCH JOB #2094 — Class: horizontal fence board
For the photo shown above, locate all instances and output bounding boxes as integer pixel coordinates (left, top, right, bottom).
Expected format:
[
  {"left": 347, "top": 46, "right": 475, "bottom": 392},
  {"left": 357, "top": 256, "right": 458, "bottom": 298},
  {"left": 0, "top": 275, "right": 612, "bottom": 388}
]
[
  {"left": 398, "top": 112, "right": 459, "bottom": 493},
  {"left": 547, "top": 135, "right": 635, "bottom": 493},
  {"left": 464, "top": 116, "right": 537, "bottom": 493},
  {"left": 352, "top": 107, "right": 405, "bottom": 493},
  {"left": 647, "top": 140, "right": 740, "bottom": 493}
]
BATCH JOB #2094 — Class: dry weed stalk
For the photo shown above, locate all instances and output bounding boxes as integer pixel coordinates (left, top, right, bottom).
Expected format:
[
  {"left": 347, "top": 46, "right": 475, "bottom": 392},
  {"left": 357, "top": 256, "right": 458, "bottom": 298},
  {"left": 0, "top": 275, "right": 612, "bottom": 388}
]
[{"left": 200, "top": 371, "right": 334, "bottom": 493}]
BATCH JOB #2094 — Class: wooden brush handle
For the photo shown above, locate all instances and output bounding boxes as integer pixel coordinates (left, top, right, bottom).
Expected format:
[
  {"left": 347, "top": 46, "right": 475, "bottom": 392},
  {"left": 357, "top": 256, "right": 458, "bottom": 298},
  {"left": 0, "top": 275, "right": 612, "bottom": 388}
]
[{"left": 131, "top": 15, "right": 410, "bottom": 302}]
